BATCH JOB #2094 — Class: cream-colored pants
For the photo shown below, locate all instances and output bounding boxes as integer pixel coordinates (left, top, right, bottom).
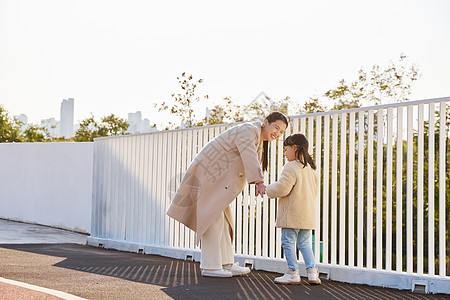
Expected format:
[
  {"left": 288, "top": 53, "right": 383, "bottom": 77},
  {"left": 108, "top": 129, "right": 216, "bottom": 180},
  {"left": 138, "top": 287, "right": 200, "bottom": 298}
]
[{"left": 200, "top": 212, "right": 234, "bottom": 270}]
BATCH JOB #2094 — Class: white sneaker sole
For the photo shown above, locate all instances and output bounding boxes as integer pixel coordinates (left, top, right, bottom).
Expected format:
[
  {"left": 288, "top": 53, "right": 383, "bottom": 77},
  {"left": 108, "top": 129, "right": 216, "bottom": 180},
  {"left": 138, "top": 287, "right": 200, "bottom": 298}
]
[
  {"left": 274, "top": 280, "right": 301, "bottom": 285},
  {"left": 230, "top": 269, "right": 251, "bottom": 276},
  {"left": 201, "top": 271, "right": 232, "bottom": 278}
]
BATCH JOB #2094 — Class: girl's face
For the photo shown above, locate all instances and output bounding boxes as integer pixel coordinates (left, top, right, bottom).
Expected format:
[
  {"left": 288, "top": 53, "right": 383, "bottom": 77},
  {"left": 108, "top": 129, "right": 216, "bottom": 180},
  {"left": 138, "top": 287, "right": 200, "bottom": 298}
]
[
  {"left": 284, "top": 145, "right": 297, "bottom": 162},
  {"left": 261, "top": 120, "right": 287, "bottom": 142}
]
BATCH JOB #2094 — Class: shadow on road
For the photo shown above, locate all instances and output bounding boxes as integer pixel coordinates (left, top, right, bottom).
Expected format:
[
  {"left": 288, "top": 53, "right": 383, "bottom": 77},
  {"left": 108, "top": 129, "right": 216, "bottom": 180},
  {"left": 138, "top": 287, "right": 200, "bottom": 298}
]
[{"left": 1, "top": 244, "right": 445, "bottom": 300}]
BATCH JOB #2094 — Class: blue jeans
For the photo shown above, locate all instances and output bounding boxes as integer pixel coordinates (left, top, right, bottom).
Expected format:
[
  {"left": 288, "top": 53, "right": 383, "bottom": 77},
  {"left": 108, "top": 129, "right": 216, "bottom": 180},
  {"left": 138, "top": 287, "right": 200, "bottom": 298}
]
[{"left": 281, "top": 228, "right": 316, "bottom": 270}]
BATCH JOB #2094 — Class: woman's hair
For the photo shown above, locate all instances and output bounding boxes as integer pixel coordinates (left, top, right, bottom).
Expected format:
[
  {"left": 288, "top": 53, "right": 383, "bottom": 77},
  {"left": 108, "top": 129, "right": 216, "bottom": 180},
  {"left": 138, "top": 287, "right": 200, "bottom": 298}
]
[
  {"left": 261, "top": 111, "right": 290, "bottom": 172},
  {"left": 283, "top": 133, "right": 317, "bottom": 170}
]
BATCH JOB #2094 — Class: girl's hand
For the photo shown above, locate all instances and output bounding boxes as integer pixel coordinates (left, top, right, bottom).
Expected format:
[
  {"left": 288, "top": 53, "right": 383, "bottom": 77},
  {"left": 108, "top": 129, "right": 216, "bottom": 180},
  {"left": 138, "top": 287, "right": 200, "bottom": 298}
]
[{"left": 256, "top": 182, "right": 266, "bottom": 197}]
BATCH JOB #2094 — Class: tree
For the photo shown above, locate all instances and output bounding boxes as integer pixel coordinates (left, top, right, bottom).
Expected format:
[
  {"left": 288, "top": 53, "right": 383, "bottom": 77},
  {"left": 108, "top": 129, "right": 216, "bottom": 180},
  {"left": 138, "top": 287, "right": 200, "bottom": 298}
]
[
  {"left": 318, "top": 54, "right": 421, "bottom": 111},
  {"left": 22, "top": 124, "right": 50, "bottom": 142},
  {"left": 155, "top": 72, "right": 209, "bottom": 128},
  {"left": 73, "top": 114, "right": 99, "bottom": 142},
  {"left": 301, "top": 97, "right": 327, "bottom": 114},
  {"left": 0, "top": 105, "right": 22, "bottom": 143},
  {"left": 204, "top": 97, "right": 245, "bottom": 125},
  {"left": 98, "top": 114, "right": 129, "bottom": 136},
  {"left": 73, "top": 114, "right": 129, "bottom": 142}
]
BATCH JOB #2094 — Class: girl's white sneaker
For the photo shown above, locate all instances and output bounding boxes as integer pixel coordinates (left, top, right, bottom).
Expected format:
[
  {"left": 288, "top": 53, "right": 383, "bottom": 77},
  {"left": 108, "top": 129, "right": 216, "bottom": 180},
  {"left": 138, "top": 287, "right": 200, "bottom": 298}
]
[
  {"left": 274, "top": 269, "right": 301, "bottom": 285},
  {"left": 307, "top": 267, "right": 322, "bottom": 284}
]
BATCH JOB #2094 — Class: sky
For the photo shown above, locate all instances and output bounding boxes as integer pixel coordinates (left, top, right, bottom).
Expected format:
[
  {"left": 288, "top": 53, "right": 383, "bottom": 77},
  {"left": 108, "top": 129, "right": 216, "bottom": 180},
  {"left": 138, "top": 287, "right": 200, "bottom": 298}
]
[{"left": 1, "top": 0, "right": 449, "bottom": 128}]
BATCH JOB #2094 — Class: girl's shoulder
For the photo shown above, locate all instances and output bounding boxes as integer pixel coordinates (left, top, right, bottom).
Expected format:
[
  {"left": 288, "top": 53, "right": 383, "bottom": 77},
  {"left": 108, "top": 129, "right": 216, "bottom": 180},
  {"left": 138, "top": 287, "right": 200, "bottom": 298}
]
[
  {"left": 285, "top": 160, "right": 314, "bottom": 173},
  {"left": 283, "top": 160, "right": 302, "bottom": 171}
]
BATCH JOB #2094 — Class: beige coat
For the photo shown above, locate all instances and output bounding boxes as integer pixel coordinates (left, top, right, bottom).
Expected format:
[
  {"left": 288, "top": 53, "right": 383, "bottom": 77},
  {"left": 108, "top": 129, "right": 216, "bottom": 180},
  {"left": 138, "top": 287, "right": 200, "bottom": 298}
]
[
  {"left": 166, "top": 121, "right": 264, "bottom": 243},
  {"left": 266, "top": 160, "right": 319, "bottom": 229}
]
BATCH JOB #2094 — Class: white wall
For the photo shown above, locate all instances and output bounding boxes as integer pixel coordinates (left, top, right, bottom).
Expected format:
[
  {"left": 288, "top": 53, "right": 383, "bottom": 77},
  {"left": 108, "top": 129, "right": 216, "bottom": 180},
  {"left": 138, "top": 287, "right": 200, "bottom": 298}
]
[{"left": 0, "top": 142, "right": 93, "bottom": 233}]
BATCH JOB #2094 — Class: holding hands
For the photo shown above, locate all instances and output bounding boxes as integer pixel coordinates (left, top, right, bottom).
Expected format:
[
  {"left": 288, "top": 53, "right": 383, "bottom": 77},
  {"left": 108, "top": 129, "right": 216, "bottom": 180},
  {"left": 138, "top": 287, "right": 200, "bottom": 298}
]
[{"left": 256, "top": 182, "right": 266, "bottom": 197}]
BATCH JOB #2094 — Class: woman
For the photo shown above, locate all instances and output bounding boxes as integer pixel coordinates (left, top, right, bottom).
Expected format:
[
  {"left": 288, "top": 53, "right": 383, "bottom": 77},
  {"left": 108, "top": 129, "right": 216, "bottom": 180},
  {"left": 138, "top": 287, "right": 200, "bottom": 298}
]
[{"left": 167, "top": 111, "right": 289, "bottom": 277}]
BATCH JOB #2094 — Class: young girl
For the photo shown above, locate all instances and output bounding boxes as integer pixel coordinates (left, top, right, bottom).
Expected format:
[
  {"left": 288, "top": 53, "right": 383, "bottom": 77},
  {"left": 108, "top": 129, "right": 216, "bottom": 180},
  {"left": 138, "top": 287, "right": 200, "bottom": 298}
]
[{"left": 265, "top": 133, "right": 321, "bottom": 285}]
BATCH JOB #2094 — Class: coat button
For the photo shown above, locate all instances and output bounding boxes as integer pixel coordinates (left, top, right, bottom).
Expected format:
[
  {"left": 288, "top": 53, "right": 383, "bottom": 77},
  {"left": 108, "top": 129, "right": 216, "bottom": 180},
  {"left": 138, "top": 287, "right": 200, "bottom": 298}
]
[
  {"left": 238, "top": 173, "right": 243, "bottom": 177},
  {"left": 225, "top": 185, "right": 230, "bottom": 189}
]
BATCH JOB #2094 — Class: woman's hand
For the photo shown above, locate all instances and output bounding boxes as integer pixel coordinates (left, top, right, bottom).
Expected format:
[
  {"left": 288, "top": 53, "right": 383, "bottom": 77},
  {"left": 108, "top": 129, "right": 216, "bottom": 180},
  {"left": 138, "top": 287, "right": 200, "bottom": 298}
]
[{"left": 255, "top": 182, "right": 266, "bottom": 197}]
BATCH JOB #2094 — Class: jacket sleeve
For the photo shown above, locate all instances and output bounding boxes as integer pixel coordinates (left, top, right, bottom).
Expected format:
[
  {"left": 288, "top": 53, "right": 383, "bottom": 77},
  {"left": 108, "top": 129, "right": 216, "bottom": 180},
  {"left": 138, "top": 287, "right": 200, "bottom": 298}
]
[
  {"left": 266, "top": 164, "right": 297, "bottom": 198},
  {"left": 235, "top": 125, "right": 264, "bottom": 184}
]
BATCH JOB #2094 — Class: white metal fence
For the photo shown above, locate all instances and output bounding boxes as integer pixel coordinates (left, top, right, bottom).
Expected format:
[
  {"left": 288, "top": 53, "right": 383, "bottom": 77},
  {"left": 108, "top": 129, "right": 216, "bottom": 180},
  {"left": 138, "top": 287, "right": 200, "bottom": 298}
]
[{"left": 88, "top": 97, "right": 449, "bottom": 293}]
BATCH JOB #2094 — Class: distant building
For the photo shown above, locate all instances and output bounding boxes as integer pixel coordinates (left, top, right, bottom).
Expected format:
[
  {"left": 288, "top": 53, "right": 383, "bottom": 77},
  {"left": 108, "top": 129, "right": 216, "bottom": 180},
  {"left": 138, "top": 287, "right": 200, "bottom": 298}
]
[
  {"left": 13, "top": 114, "right": 28, "bottom": 131},
  {"left": 59, "top": 98, "right": 74, "bottom": 138},
  {"left": 41, "top": 118, "right": 59, "bottom": 137},
  {"left": 127, "top": 111, "right": 156, "bottom": 134}
]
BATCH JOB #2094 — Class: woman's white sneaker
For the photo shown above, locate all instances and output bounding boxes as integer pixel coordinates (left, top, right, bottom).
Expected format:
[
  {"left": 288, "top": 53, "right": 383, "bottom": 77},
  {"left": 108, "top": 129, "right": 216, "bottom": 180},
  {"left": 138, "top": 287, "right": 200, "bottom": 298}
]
[
  {"left": 307, "top": 267, "right": 322, "bottom": 285},
  {"left": 274, "top": 269, "right": 301, "bottom": 285},
  {"left": 201, "top": 269, "right": 233, "bottom": 277},
  {"left": 224, "top": 262, "right": 251, "bottom": 276}
]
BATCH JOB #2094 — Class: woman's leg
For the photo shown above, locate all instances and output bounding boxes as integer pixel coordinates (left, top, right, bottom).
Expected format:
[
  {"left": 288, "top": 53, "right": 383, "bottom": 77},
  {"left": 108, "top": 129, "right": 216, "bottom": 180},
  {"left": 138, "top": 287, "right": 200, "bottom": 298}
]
[
  {"left": 200, "top": 212, "right": 225, "bottom": 270},
  {"left": 281, "top": 228, "right": 299, "bottom": 271},
  {"left": 297, "top": 229, "right": 316, "bottom": 269},
  {"left": 220, "top": 216, "right": 234, "bottom": 266}
]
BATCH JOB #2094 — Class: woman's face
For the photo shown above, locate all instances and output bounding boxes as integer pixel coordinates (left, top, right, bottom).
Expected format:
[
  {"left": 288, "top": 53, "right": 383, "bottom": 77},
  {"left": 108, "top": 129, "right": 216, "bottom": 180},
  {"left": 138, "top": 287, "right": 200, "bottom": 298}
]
[
  {"left": 261, "top": 119, "right": 287, "bottom": 142},
  {"left": 284, "top": 145, "right": 297, "bottom": 162}
]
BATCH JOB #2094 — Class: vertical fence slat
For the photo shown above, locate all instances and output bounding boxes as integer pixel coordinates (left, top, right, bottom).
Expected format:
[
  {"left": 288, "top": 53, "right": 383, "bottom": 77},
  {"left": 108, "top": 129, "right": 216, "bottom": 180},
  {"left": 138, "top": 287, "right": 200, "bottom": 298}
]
[
  {"left": 339, "top": 113, "right": 347, "bottom": 265},
  {"left": 308, "top": 117, "right": 314, "bottom": 153},
  {"left": 140, "top": 137, "right": 148, "bottom": 244},
  {"left": 367, "top": 110, "right": 374, "bottom": 269},
  {"left": 91, "top": 140, "right": 99, "bottom": 237},
  {"left": 331, "top": 114, "right": 338, "bottom": 265},
  {"left": 428, "top": 103, "right": 435, "bottom": 275},
  {"left": 396, "top": 107, "right": 403, "bottom": 273},
  {"left": 163, "top": 133, "right": 170, "bottom": 246},
  {"left": 300, "top": 118, "right": 306, "bottom": 134},
  {"left": 255, "top": 182, "right": 262, "bottom": 256},
  {"left": 125, "top": 138, "right": 133, "bottom": 241},
  {"left": 168, "top": 133, "right": 175, "bottom": 247},
  {"left": 322, "top": 115, "right": 330, "bottom": 264},
  {"left": 292, "top": 118, "right": 299, "bottom": 135},
  {"left": 249, "top": 184, "right": 256, "bottom": 256},
  {"left": 417, "top": 104, "right": 424, "bottom": 275},
  {"left": 243, "top": 184, "right": 249, "bottom": 255},
  {"left": 357, "top": 111, "right": 364, "bottom": 268},
  {"left": 155, "top": 134, "right": 163, "bottom": 245},
  {"left": 276, "top": 136, "right": 284, "bottom": 259},
  {"left": 438, "top": 101, "right": 447, "bottom": 276},
  {"left": 133, "top": 136, "right": 140, "bottom": 242},
  {"left": 262, "top": 170, "right": 269, "bottom": 257},
  {"left": 406, "top": 105, "right": 414, "bottom": 273},
  {"left": 376, "top": 109, "right": 383, "bottom": 270},
  {"left": 315, "top": 116, "right": 322, "bottom": 262},
  {"left": 348, "top": 112, "right": 355, "bottom": 267},
  {"left": 138, "top": 136, "right": 145, "bottom": 243},
  {"left": 386, "top": 108, "right": 394, "bottom": 271},
  {"left": 111, "top": 139, "right": 118, "bottom": 240}
]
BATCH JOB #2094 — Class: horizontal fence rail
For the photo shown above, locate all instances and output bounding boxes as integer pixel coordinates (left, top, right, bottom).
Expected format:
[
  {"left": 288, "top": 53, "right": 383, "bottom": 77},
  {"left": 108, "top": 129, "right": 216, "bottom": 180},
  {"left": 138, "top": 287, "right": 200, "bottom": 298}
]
[{"left": 89, "top": 98, "right": 450, "bottom": 293}]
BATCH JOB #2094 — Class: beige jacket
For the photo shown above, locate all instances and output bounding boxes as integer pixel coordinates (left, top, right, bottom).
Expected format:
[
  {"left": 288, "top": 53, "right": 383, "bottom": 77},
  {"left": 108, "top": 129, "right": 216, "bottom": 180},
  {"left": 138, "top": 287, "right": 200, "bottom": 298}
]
[
  {"left": 166, "top": 121, "right": 264, "bottom": 243},
  {"left": 266, "top": 160, "right": 319, "bottom": 229}
]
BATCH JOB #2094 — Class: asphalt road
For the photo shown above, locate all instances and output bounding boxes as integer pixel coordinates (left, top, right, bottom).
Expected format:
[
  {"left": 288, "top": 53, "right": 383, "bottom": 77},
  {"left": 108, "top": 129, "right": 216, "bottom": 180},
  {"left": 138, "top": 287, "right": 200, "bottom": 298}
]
[
  {"left": 1, "top": 220, "right": 449, "bottom": 300},
  {"left": 2, "top": 243, "right": 450, "bottom": 300}
]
